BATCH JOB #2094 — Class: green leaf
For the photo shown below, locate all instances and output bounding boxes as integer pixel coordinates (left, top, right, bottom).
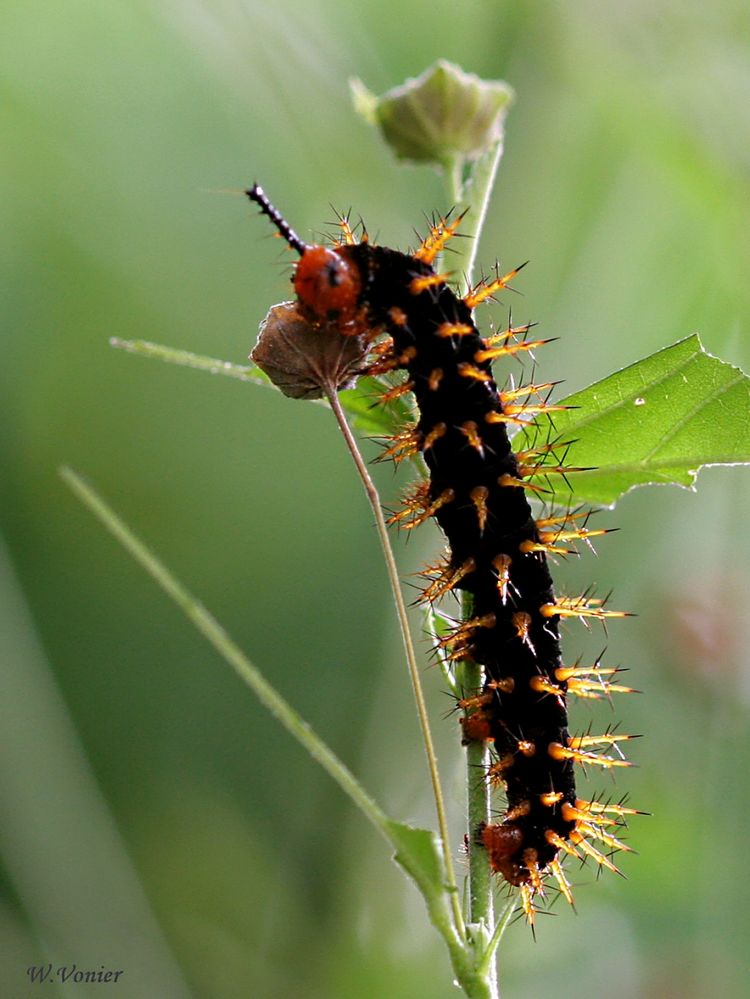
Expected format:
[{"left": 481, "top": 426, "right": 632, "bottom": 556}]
[
  {"left": 386, "top": 820, "right": 450, "bottom": 895},
  {"left": 338, "top": 375, "right": 414, "bottom": 436},
  {"left": 518, "top": 335, "right": 750, "bottom": 506},
  {"left": 386, "top": 820, "right": 493, "bottom": 995}
]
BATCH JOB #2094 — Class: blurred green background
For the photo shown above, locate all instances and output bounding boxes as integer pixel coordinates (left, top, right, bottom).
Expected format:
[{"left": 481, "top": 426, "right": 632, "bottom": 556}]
[{"left": 2, "top": 2, "right": 749, "bottom": 997}]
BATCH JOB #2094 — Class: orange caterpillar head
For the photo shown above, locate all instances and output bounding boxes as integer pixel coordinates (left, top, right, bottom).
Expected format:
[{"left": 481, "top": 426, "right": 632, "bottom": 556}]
[
  {"left": 246, "top": 184, "right": 362, "bottom": 327},
  {"left": 294, "top": 245, "right": 362, "bottom": 325}
]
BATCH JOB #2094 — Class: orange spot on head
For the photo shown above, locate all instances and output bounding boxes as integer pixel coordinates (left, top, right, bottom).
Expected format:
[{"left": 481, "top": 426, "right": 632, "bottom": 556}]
[{"left": 294, "top": 246, "right": 361, "bottom": 324}]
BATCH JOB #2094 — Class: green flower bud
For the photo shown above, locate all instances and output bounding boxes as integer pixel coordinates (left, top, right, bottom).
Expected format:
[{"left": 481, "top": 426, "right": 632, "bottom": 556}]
[{"left": 351, "top": 60, "right": 514, "bottom": 170}]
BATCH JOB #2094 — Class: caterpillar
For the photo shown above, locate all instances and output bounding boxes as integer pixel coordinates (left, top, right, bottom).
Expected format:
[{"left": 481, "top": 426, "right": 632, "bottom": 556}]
[{"left": 247, "top": 184, "right": 638, "bottom": 922}]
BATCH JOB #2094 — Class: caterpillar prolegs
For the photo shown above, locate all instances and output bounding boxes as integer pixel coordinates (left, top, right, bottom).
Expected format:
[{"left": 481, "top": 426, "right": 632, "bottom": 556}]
[{"left": 247, "top": 184, "right": 639, "bottom": 921}]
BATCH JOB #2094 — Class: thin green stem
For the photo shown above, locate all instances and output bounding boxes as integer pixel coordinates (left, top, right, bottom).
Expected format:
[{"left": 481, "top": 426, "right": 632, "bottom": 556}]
[
  {"left": 441, "top": 134, "right": 511, "bottom": 993},
  {"left": 61, "top": 465, "right": 481, "bottom": 986},
  {"left": 108, "top": 337, "right": 331, "bottom": 401},
  {"left": 449, "top": 138, "right": 507, "bottom": 295},
  {"left": 477, "top": 896, "right": 516, "bottom": 980},
  {"left": 325, "top": 388, "right": 467, "bottom": 944},
  {"left": 464, "top": 731, "right": 493, "bottom": 914},
  {"left": 425, "top": 604, "right": 460, "bottom": 700},
  {"left": 447, "top": 156, "right": 464, "bottom": 209},
  {"left": 59, "top": 466, "right": 386, "bottom": 833},
  {"left": 457, "top": 591, "right": 494, "bottom": 932},
  {"left": 110, "top": 337, "right": 259, "bottom": 382}
]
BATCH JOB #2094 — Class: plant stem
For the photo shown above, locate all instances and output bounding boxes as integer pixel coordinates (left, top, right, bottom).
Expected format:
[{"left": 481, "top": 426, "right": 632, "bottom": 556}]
[
  {"left": 447, "top": 157, "right": 464, "bottom": 212},
  {"left": 478, "top": 896, "right": 516, "bottom": 980},
  {"left": 59, "top": 466, "right": 387, "bottom": 833},
  {"left": 460, "top": 667, "right": 495, "bottom": 929},
  {"left": 110, "top": 338, "right": 258, "bottom": 382},
  {"left": 443, "top": 135, "right": 510, "bottom": 991},
  {"left": 425, "top": 604, "right": 461, "bottom": 700},
  {"left": 325, "top": 388, "right": 467, "bottom": 944},
  {"left": 447, "top": 139, "right": 507, "bottom": 296},
  {"left": 61, "top": 467, "right": 483, "bottom": 987}
]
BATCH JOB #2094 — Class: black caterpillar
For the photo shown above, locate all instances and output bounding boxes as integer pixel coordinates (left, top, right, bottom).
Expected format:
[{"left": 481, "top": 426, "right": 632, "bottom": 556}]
[{"left": 247, "top": 184, "right": 638, "bottom": 921}]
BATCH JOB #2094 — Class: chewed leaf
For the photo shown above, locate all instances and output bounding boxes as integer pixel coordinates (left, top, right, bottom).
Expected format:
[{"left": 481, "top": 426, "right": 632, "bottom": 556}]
[
  {"left": 251, "top": 301, "right": 368, "bottom": 400},
  {"left": 518, "top": 335, "right": 750, "bottom": 506}
]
